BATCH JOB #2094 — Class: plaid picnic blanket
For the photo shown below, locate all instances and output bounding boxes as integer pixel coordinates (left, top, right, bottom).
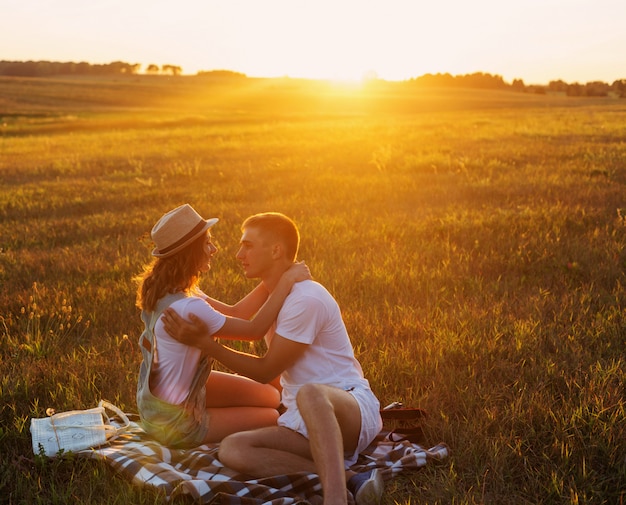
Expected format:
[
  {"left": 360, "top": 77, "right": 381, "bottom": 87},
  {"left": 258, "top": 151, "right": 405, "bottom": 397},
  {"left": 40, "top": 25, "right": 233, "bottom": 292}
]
[{"left": 78, "top": 420, "right": 448, "bottom": 504}]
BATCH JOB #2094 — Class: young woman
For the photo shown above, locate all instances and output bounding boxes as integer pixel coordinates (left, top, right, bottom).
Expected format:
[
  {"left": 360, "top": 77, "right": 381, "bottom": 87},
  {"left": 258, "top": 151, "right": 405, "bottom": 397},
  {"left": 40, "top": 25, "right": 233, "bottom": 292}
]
[{"left": 134, "top": 204, "right": 309, "bottom": 448}]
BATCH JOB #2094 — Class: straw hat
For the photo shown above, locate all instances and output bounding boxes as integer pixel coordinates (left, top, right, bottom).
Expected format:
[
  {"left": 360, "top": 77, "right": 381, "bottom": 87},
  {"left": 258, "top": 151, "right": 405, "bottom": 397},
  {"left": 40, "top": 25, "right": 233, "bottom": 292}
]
[{"left": 151, "top": 204, "right": 218, "bottom": 258}]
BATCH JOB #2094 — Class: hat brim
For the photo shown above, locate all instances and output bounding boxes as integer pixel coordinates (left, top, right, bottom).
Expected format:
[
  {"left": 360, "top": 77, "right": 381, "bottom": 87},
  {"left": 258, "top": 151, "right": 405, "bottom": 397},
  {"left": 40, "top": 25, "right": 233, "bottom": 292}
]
[{"left": 152, "top": 217, "right": 218, "bottom": 258}]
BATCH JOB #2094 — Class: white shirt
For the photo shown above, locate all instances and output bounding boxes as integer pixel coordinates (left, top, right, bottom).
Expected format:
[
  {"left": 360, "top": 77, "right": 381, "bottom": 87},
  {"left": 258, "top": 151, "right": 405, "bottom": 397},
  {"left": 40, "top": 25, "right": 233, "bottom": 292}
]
[
  {"left": 151, "top": 295, "right": 226, "bottom": 405},
  {"left": 273, "top": 280, "right": 370, "bottom": 412}
]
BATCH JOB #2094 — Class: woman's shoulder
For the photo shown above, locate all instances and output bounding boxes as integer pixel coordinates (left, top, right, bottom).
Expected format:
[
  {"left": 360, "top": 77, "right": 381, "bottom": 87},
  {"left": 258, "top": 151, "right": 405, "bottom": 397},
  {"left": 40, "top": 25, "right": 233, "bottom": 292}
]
[
  {"left": 170, "top": 295, "right": 212, "bottom": 312},
  {"left": 172, "top": 295, "right": 227, "bottom": 325}
]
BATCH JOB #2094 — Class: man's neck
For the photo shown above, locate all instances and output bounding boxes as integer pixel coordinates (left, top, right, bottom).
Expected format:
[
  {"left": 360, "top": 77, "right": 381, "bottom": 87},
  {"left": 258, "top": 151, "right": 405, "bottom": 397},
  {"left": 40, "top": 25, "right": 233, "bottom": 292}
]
[{"left": 261, "top": 263, "right": 292, "bottom": 293}]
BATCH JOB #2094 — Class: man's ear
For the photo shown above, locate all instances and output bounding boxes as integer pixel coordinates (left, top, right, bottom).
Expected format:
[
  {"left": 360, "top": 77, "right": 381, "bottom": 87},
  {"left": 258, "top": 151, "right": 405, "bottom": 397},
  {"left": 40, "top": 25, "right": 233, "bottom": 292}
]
[{"left": 271, "top": 242, "right": 283, "bottom": 259}]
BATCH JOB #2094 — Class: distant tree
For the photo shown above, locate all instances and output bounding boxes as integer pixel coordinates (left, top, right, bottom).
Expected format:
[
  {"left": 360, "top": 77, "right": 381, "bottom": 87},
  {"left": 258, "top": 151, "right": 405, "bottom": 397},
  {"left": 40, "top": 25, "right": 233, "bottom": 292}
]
[
  {"left": 36, "top": 61, "right": 54, "bottom": 75},
  {"left": 410, "top": 72, "right": 455, "bottom": 87},
  {"left": 584, "top": 81, "right": 609, "bottom": 97},
  {"left": 567, "top": 82, "right": 584, "bottom": 96},
  {"left": 611, "top": 79, "right": 626, "bottom": 98},
  {"left": 410, "top": 72, "right": 507, "bottom": 90},
  {"left": 548, "top": 80, "right": 568, "bottom": 93},
  {"left": 196, "top": 69, "right": 247, "bottom": 80},
  {"left": 91, "top": 63, "right": 107, "bottom": 75},
  {"left": 511, "top": 78, "right": 525, "bottom": 92},
  {"left": 76, "top": 61, "right": 90, "bottom": 74},
  {"left": 526, "top": 85, "right": 546, "bottom": 94},
  {"left": 162, "top": 64, "right": 182, "bottom": 76},
  {"left": 58, "top": 61, "right": 74, "bottom": 74},
  {"left": 146, "top": 64, "right": 159, "bottom": 74},
  {"left": 2, "top": 60, "right": 39, "bottom": 76},
  {"left": 462, "top": 72, "right": 507, "bottom": 89},
  {"left": 0, "top": 59, "right": 153, "bottom": 77},
  {"left": 108, "top": 61, "right": 126, "bottom": 74},
  {"left": 108, "top": 61, "right": 140, "bottom": 74}
]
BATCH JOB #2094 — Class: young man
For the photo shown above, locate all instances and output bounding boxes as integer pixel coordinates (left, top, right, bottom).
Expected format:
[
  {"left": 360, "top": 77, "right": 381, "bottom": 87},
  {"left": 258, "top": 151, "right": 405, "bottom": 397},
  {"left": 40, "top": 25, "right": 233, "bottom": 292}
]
[{"left": 162, "top": 212, "right": 384, "bottom": 505}]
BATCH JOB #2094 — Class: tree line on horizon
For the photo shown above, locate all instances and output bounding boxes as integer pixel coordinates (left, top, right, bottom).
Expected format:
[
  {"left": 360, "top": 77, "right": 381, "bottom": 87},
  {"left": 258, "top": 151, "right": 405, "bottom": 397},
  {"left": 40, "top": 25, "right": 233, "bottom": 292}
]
[
  {"left": 1, "top": 59, "right": 625, "bottom": 98},
  {"left": 0, "top": 60, "right": 182, "bottom": 77},
  {"left": 407, "top": 72, "right": 626, "bottom": 98}
]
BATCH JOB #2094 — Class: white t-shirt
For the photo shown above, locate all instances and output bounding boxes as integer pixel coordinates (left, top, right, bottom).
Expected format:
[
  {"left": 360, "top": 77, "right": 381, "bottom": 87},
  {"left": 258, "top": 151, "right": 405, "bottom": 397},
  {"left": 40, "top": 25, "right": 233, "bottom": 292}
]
[
  {"left": 272, "top": 280, "right": 370, "bottom": 413},
  {"left": 151, "top": 295, "right": 226, "bottom": 405}
]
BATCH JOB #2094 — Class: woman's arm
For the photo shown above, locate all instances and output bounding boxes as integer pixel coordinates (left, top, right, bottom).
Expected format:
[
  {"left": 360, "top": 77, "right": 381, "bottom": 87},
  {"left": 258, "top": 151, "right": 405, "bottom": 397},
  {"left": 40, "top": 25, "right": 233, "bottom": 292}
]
[
  {"left": 203, "top": 282, "right": 269, "bottom": 319},
  {"left": 162, "top": 262, "right": 310, "bottom": 343}
]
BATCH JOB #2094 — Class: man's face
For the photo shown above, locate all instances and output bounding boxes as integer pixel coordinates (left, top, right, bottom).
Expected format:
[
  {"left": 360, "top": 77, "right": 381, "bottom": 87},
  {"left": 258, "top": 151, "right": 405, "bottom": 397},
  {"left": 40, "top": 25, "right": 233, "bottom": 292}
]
[{"left": 235, "top": 226, "right": 274, "bottom": 279}]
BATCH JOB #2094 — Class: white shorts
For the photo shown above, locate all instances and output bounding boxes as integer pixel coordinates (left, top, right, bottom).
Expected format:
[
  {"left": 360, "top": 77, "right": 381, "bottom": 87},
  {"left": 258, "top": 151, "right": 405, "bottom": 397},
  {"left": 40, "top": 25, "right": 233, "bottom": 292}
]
[{"left": 277, "top": 385, "right": 383, "bottom": 467}]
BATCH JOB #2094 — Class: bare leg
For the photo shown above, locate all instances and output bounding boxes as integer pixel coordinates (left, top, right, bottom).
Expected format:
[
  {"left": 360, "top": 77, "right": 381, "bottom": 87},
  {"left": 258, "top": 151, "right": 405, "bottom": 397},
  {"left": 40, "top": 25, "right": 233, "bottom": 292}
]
[
  {"left": 203, "top": 406, "right": 279, "bottom": 443},
  {"left": 296, "top": 383, "right": 362, "bottom": 505},
  {"left": 219, "top": 426, "right": 316, "bottom": 475},
  {"left": 205, "top": 370, "right": 280, "bottom": 408},
  {"left": 219, "top": 384, "right": 362, "bottom": 505}
]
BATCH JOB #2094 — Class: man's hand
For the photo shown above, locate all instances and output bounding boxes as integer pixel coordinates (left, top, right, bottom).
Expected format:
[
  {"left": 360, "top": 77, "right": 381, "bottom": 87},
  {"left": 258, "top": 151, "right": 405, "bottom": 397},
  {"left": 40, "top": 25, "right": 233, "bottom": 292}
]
[{"left": 162, "top": 308, "right": 209, "bottom": 347}]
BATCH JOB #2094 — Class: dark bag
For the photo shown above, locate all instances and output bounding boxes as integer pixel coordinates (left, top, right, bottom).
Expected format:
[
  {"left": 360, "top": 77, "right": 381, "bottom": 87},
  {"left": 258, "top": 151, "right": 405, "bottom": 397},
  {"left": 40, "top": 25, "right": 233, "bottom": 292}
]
[{"left": 380, "top": 401, "right": 428, "bottom": 443}]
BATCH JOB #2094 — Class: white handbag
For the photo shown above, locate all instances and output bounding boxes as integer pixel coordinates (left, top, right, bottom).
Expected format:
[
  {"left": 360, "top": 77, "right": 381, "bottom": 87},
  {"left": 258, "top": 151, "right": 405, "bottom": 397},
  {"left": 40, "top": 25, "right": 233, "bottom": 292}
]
[{"left": 30, "top": 400, "right": 130, "bottom": 457}]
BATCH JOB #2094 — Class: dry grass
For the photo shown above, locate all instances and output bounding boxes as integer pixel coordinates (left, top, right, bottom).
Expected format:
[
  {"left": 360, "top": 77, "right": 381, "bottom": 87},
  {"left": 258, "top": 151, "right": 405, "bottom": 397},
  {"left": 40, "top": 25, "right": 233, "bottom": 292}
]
[{"left": 1, "top": 75, "right": 625, "bottom": 504}]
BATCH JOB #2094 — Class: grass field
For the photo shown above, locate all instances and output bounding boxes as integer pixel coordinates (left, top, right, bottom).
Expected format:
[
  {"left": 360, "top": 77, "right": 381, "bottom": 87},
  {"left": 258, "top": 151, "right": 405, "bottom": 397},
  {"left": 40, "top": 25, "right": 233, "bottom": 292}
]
[{"left": 1, "top": 75, "right": 625, "bottom": 504}]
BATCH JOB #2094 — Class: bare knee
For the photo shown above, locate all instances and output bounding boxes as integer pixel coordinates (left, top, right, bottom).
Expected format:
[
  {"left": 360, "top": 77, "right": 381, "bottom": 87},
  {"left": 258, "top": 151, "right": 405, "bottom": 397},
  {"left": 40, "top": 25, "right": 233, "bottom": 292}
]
[
  {"left": 296, "top": 383, "right": 333, "bottom": 413},
  {"left": 218, "top": 431, "right": 252, "bottom": 471},
  {"left": 267, "top": 384, "right": 281, "bottom": 408},
  {"left": 296, "top": 383, "right": 362, "bottom": 451}
]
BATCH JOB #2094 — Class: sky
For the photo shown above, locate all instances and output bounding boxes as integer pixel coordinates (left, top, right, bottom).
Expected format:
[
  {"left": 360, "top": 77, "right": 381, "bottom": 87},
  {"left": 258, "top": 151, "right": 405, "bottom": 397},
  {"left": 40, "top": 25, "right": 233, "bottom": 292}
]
[{"left": 1, "top": 0, "right": 625, "bottom": 84}]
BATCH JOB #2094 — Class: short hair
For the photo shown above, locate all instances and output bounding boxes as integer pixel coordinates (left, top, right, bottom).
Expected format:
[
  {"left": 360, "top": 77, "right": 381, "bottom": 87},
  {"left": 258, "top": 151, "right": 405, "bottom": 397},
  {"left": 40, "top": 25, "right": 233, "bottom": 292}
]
[{"left": 242, "top": 212, "right": 300, "bottom": 261}]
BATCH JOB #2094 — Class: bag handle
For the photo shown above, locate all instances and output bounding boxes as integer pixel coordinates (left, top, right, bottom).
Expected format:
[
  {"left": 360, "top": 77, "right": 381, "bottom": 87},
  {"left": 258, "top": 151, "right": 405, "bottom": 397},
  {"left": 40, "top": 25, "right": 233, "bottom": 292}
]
[
  {"left": 48, "top": 401, "right": 131, "bottom": 441},
  {"left": 48, "top": 407, "right": 118, "bottom": 452},
  {"left": 98, "top": 400, "right": 131, "bottom": 440},
  {"left": 99, "top": 401, "right": 130, "bottom": 428}
]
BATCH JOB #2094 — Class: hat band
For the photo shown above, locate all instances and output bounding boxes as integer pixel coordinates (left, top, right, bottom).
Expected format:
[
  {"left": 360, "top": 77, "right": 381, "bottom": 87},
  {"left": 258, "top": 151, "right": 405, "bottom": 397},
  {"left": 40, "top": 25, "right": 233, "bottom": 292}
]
[{"left": 158, "top": 221, "right": 206, "bottom": 255}]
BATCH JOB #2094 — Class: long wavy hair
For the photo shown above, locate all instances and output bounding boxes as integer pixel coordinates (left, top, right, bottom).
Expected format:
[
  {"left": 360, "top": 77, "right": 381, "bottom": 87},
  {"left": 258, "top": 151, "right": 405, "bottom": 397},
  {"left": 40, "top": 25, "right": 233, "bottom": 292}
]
[{"left": 135, "top": 232, "right": 208, "bottom": 312}]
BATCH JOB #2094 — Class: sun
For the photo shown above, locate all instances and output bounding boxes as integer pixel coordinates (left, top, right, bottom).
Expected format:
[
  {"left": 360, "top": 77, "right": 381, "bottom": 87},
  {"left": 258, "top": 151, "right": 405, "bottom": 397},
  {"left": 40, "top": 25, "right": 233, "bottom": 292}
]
[
  {"left": 193, "top": 1, "right": 420, "bottom": 83},
  {"left": 235, "top": 41, "right": 384, "bottom": 83}
]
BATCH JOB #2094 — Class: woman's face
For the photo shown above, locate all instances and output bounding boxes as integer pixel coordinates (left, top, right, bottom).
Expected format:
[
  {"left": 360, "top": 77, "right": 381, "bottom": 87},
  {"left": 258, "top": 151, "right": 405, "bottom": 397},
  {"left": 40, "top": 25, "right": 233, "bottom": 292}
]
[{"left": 201, "top": 232, "right": 218, "bottom": 272}]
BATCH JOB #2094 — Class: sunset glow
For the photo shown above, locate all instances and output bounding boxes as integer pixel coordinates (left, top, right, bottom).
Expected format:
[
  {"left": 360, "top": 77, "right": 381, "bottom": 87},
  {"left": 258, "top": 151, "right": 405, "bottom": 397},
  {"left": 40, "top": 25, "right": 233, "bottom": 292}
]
[{"left": 2, "top": 0, "right": 626, "bottom": 84}]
